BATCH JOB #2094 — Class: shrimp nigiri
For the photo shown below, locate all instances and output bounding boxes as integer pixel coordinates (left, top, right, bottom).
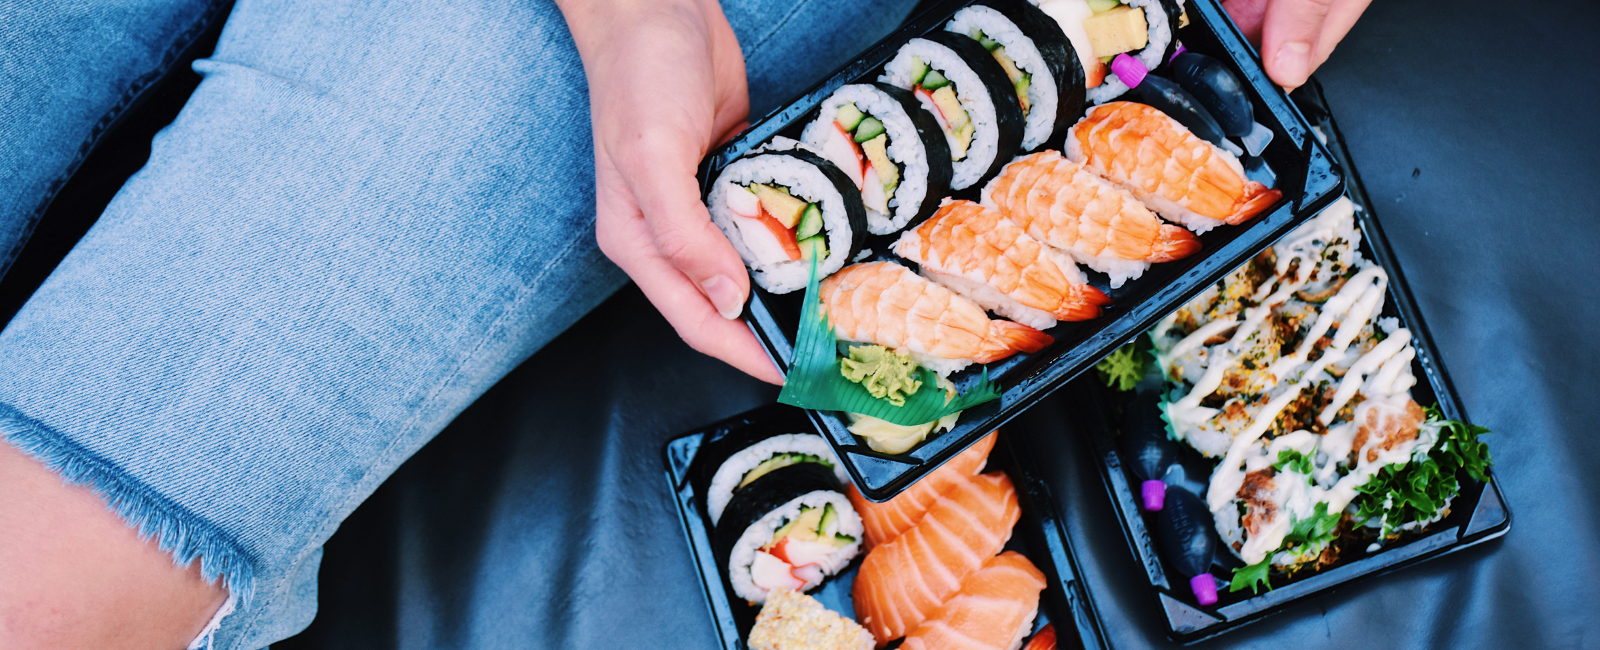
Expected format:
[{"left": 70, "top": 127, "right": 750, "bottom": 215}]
[
  {"left": 820, "top": 262, "right": 1053, "bottom": 377},
  {"left": 893, "top": 200, "right": 1110, "bottom": 330},
  {"left": 848, "top": 431, "right": 997, "bottom": 549},
  {"left": 851, "top": 471, "right": 1021, "bottom": 645},
  {"left": 900, "top": 551, "right": 1048, "bottom": 650},
  {"left": 1066, "top": 102, "right": 1281, "bottom": 234},
  {"left": 983, "top": 151, "right": 1201, "bottom": 287}
]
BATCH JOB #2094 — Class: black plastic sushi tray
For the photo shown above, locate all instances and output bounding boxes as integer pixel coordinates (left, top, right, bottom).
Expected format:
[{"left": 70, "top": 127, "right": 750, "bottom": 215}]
[
  {"left": 698, "top": 0, "right": 1345, "bottom": 502},
  {"left": 1031, "top": 79, "right": 1511, "bottom": 645},
  {"left": 664, "top": 403, "right": 1114, "bottom": 650}
]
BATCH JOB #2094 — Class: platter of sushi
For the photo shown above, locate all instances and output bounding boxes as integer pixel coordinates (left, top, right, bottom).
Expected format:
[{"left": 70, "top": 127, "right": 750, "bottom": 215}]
[
  {"left": 1047, "top": 81, "right": 1510, "bottom": 643},
  {"left": 663, "top": 404, "right": 1111, "bottom": 650},
  {"left": 697, "top": 0, "right": 1345, "bottom": 501}
]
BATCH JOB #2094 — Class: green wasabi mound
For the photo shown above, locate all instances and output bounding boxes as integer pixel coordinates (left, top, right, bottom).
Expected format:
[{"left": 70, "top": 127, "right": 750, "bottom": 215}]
[
  {"left": 840, "top": 345, "right": 922, "bottom": 406},
  {"left": 1095, "top": 342, "right": 1146, "bottom": 392}
]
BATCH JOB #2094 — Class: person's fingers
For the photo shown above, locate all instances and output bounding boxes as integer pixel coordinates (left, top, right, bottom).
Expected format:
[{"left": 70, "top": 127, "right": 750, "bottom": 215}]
[
  {"left": 1221, "top": 0, "right": 1269, "bottom": 44},
  {"left": 595, "top": 151, "right": 784, "bottom": 385},
  {"left": 1311, "top": 0, "right": 1372, "bottom": 70},
  {"left": 1259, "top": 0, "right": 1335, "bottom": 90}
]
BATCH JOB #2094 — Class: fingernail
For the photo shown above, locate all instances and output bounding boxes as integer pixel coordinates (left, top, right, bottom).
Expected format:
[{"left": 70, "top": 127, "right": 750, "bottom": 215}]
[
  {"left": 1274, "top": 41, "right": 1312, "bottom": 88},
  {"left": 700, "top": 275, "right": 744, "bottom": 320}
]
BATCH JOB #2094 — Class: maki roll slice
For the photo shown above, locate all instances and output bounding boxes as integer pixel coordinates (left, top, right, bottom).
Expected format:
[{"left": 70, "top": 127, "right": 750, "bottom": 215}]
[
  {"left": 945, "top": 0, "right": 1086, "bottom": 151},
  {"left": 709, "top": 146, "right": 869, "bottom": 294},
  {"left": 801, "top": 84, "right": 954, "bottom": 236},
  {"left": 710, "top": 435, "right": 864, "bottom": 604},
  {"left": 878, "top": 32, "right": 1026, "bottom": 191},
  {"left": 1030, "top": 0, "right": 1183, "bottom": 104}
]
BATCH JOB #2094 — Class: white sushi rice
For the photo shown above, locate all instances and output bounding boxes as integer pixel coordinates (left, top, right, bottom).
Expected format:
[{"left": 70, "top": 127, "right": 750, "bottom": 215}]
[
  {"left": 1086, "top": 0, "right": 1179, "bottom": 105},
  {"left": 802, "top": 85, "right": 932, "bottom": 235},
  {"left": 728, "top": 490, "right": 864, "bottom": 604},
  {"left": 1064, "top": 106, "right": 1247, "bottom": 234},
  {"left": 710, "top": 152, "right": 856, "bottom": 294},
  {"left": 880, "top": 38, "right": 1002, "bottom": 191},
  {"left": 946, "top": 6, "right": 1059, "bottom": 151},
  {"left": 706, "top": 434, "right": 848, "bottom": 525}
]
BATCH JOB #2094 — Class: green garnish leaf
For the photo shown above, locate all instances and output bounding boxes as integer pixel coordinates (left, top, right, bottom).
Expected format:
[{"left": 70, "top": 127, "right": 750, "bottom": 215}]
[
  {"left": 777, "top": 259, "right": 1001, "bottom": 426},
  {"left": 1273, "top": 449, "right": 1315, "bottom": 476},
  {"left": 1230, "top": 559, "right": 1273, "bottom": 594},
  {"left": 1282, "top": 501, "right": 1341, "bottom": 549},
  {"left": 1095, "top": 341, "right": 1146, "bottom": 391},
  {"left": 1350, "top": 405, "right": 1492, "bottom": 536}
]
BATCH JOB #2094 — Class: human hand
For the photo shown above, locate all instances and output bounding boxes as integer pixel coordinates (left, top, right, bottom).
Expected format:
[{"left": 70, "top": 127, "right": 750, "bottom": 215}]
[
  {"left": 560, "top": 0, "right": 784, "bottom": 385},
  {"left": 1222, "top": 0, "right": 1373, "bottom": 90}
]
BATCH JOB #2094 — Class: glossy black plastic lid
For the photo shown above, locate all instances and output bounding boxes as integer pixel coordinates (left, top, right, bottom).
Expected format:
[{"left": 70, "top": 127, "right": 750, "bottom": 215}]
[
  {"left": 1055, "top": 79, "right": 1511, "bottom": 644},
  {"left": 663, "top": 404, "right": 1112, "bottom": 650},
  {"left": 698, "top": 0, "right": 1344, "bottom": 501}
]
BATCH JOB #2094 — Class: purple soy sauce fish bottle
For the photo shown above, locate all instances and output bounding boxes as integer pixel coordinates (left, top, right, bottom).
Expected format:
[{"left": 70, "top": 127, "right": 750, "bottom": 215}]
[
  {"left": 1154, "top": 488, "right": 1221, "bottom": 606},
  {"left": 1117, "top": 390, "right": 1181, "bottom": 511},
  {"left": 1168, "top": 51, "right": 1275, "bottom": 156}
]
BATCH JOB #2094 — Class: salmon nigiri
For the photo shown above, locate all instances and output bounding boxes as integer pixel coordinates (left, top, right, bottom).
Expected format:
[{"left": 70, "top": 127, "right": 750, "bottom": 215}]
[
  {"left": 983, "top": 151, "right": 1201, "bottom": 288},
  {"left": 848, "top": 431, "right": 998, "bottom": 549},
  {"left": 901, "top": 551, "right": 1048, "bottom": 650},
  {"left": 852, "top": 471, "right": 1021, "bottom": 645},
  {"left": 821, "top": 262, "right": 1053, "bottom": 377},
  {"left": 1024, "top": 624, "right": 1057, "bottom": 650},
  {"left": 1066, "top": 102, "right": 1281, "bottom": 234},
  {"left": 893, "top": 201, "right": 1110, "bottom": 330}
]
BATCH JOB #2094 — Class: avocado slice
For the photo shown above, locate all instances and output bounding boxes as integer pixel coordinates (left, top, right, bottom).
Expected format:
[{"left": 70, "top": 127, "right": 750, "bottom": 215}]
[
  {"left": 930, "top": 86, "right": 968, "bottom": 131},
  {"left": 751, "top": 183, "right": 808, "bottom": 228},
  {"left": 736, "top": 452, "right": 831, "bottom": 489},
  {"left": 852, "top": 117, "right": 886, "bottom": 143},
  {"left": 798, "top": 236, "right": 828, "bottom": 262},
  {"left": 860, "top": 134, "right": 899, "bottom": 194},
  {"left": 909, "top": 56, "right": 929, "bottom": 87},
  {"left": 773, "top": 506, "right": 825, "bottom": 543},
  {"left": 1086, "top": 0, "right": 1120, "bottom": 12},
  {"left": 835, "top": 103, "right": 865, "bottom": 131},
  {"left": 796, "top": 204, "right": 824, "bottom": 240}
]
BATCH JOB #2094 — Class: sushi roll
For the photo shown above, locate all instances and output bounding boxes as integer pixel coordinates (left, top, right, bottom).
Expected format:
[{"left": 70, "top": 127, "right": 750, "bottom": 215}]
[
  {"left": 878, "top": 32, "right": 1026, "bottom": 191},
  {"left": 706, "top": 433, "right": 849, "bottom": 525},
  {"left": 944, "top": 0, "right": 1086, "bottom": 151},
  {"left": 1030, "top": 0, "right": 1183, "bottom": 104},
  {"left": 801, "top": 84, "right": 953, "bottom": 236},
  {"left": 711, "top": 435, "right": 864, "bottom": 604},
  {"left": 709, "top": 148, "right": 869, "bottom": 294}
]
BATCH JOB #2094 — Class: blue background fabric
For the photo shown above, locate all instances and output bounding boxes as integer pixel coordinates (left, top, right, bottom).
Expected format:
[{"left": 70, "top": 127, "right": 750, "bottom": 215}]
[{"left": 0, "top": 0, "right": 1594, "bottom": 649}]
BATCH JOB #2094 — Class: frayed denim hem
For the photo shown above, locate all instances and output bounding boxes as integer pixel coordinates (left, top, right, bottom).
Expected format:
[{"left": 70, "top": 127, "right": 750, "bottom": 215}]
[{"left": 0, "top": 402, "right": 255, "bottom": 607}]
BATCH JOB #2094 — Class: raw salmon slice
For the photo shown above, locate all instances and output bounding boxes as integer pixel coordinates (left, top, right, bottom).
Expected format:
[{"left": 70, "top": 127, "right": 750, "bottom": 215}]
[
  {"left": 847, "top": 431, "right": 998, "bottom": 549},
  {"left": 901, "top": 551, "right": 1048, "bottom": 650},
  {"left": 851, "top": 471, "right": 1021, "bottom": 645}
]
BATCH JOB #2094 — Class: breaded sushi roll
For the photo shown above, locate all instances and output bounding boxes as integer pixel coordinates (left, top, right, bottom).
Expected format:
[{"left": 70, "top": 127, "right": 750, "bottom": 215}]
[
  {"left": 709, "top": 148, "right": 869, "bottom": 294},
  {"left": 1031, "top": 0, "right": 1183, "bottom": 103},
  {"left": 878, "top": 32, "right": 1026, "bottom": 191},
  {"left": 711, "top": 439, "right": 864, "bottom": 604},
  {"left": 802, "top": 84, "right": 954, "bottom": 236},
  {"left": 945, "top": 0, "right": 1086, "bottom": 151}
]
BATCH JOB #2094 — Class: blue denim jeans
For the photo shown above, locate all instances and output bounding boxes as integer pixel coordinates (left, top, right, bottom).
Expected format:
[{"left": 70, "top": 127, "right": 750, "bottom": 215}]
[{"left": 0, "top": 0, "right": 917, "bottom": 647}]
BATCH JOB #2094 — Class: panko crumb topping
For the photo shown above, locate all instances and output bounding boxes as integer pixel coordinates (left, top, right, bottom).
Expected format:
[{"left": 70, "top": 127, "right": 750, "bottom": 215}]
[{"left": 748, "top": 589, "right": 875, "bottom": 650}]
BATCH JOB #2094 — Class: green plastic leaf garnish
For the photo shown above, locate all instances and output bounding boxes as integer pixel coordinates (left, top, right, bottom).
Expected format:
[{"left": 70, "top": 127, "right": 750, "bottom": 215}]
[
  {"left": 1230, "top": 559, "right": 1273, "bottom": 594},
  {"left": 777, "top": 259, "right": 1001, "bottom": 426},
  {"left": 1096, "top": 342, "right": 1145, "bottom": 392}
]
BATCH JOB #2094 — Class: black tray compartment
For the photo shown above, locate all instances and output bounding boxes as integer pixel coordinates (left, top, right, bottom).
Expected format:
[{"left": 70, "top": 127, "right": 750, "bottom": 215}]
[{"left": 698, "top": 0, "right": 1345, "bottom": 502}]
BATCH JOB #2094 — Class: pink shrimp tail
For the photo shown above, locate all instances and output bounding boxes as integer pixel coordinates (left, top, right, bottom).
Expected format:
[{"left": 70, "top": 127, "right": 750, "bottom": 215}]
[
  {"left": 973, "top": 320, "right": 1054, "bottom": 364},
  {"left": 1226, "top": 183, "right": 1282, "bottom": 225},
  {"left": 1149, "top": 224, "right": 1202, "bottom": 262}
]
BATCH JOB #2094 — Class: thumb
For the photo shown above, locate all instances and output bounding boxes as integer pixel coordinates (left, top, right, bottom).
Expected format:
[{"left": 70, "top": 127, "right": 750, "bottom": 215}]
[
  {"left": 1260, "top": 0, "right": 1334, "bottom": 90},
  {"left": 623, "top": 139, "right": 750, "bottom": 321}
]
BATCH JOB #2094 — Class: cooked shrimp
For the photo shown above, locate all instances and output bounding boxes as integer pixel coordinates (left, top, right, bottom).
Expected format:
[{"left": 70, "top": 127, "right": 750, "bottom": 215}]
[
  {"left": 893, "top": 200, "right": 1108, "bottom": 330},
  {"left": 983, "top": 152, "right": 1201, "bottom": 287},
  {"left": 820, "top": 262, "right": 1053, "bottom": 374},
  {"left": 1066, "top": 102, "right": 1282, "bottom": 234}
]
